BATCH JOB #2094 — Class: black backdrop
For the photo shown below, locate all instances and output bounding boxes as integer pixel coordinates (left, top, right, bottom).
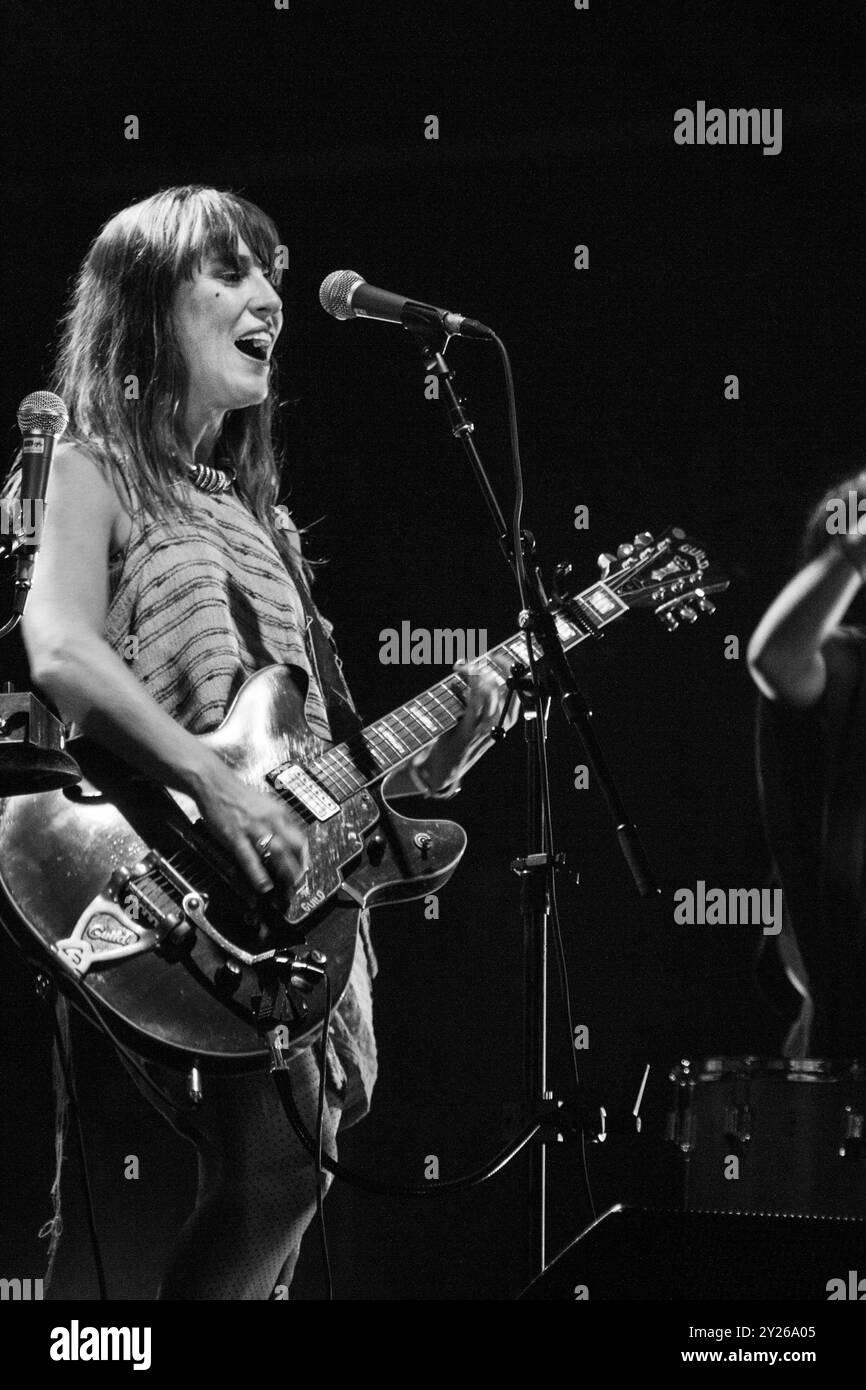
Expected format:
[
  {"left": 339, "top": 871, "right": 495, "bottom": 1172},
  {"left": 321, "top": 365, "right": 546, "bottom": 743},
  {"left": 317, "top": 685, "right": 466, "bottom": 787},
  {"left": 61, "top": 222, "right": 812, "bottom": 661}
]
[{"left": 0, "top": 1, "right": 863, "bottom": 1301}]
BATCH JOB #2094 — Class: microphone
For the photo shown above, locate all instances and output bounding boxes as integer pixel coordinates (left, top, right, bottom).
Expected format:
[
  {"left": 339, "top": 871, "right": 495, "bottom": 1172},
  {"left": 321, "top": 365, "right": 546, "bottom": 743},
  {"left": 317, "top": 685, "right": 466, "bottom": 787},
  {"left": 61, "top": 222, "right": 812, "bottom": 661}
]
[
  {"left": 319, "top": 270, "right": 494, "bottom": 340},
  {"left": 9, "top": 391, "right": 68, "bottom": 615}
]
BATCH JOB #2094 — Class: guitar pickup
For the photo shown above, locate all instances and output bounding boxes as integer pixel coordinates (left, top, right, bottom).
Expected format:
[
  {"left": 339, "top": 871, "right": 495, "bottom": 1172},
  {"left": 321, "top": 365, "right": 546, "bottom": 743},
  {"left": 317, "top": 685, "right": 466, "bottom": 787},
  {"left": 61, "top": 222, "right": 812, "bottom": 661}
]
[{"left": 270, "top": 764, "right": 340, "bottom": 821}]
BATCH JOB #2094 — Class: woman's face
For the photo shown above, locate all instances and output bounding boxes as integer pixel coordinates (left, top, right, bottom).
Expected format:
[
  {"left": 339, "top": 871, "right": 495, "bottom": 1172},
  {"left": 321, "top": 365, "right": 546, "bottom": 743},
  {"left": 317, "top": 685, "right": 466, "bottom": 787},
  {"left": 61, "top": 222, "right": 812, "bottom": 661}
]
[{"left": 172, "top": 233, "right": 283, "bottom": 424}]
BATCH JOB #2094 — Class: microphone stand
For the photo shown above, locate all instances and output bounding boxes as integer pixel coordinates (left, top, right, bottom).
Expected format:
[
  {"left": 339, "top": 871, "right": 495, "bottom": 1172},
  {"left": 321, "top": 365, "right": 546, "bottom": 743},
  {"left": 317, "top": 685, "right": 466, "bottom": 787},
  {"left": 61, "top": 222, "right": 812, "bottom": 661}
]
[{"left": 412, "top": 330, "right": 657, "bottom": 1282}]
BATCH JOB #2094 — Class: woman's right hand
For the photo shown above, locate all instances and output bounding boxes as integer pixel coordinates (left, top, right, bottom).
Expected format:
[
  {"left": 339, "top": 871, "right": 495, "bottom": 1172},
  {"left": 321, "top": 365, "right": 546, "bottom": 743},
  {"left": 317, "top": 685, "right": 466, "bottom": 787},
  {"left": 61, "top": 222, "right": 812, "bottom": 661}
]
[{"left": 193, "top": 760, "right": 309, "bottom": 904}]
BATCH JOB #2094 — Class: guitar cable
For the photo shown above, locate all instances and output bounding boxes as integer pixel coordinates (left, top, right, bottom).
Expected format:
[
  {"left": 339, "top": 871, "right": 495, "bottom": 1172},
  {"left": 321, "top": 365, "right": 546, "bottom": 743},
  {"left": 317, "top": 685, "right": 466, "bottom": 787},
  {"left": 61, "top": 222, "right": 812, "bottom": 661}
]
[
  {"left": 52, "top": 972, "right": 199, "bottom": 1115},
  {"left": 42, "top": 964, "right": 339, "bottom": 1301},
  {"left": 271, "top": 1063, "right": 541, "bottom": 1199},
  {"left": 47, "top": 989, "right": 108, "bottom": 1300},
  {"left": 314, "top": 972, "right": 333, "bottom": 1300}
]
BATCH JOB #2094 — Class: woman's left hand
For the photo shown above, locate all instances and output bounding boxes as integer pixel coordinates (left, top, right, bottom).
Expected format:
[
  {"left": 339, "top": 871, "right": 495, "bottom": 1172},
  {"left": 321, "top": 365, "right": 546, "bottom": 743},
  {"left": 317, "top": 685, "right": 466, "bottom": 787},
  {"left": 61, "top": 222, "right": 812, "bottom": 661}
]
[{"left": 418, "top": 660, "right": 519, "bottom": 793}]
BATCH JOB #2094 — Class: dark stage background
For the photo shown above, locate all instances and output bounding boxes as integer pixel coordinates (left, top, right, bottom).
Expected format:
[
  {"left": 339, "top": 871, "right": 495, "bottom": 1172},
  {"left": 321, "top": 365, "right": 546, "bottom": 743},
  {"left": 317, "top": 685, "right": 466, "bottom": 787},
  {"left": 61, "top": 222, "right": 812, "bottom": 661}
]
[{"left": 0, "top": 1, "right": 863, "bottom": 1301}]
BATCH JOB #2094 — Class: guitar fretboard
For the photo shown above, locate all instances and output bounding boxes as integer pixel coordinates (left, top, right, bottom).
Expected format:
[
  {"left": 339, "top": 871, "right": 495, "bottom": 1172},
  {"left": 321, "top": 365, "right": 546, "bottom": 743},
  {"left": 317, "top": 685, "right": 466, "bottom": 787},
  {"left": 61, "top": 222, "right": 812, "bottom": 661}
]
[{"left": 305, "top": 580, "right": 626, "bottom": 801}]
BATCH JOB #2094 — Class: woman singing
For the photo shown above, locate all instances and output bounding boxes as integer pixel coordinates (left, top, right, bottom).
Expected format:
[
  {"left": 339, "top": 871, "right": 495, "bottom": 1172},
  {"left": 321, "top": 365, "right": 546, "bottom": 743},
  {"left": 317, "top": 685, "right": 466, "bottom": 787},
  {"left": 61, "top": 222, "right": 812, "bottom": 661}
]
[{"left": 11, "top": 185, "right": 511, "bottom": 1298}]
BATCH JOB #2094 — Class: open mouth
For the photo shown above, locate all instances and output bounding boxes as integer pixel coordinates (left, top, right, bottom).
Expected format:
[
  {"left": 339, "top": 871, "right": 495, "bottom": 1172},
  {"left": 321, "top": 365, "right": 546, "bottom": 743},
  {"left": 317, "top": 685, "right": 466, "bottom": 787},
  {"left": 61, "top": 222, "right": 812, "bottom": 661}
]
[{"left": 234, "top": 333, "right": 271, "bottom": 363}]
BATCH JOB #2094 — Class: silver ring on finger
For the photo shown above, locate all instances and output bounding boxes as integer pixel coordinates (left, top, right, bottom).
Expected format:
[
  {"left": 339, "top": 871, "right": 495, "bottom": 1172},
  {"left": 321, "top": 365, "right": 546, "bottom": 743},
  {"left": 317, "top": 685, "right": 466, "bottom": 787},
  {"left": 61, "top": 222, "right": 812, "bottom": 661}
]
[{"left": 256, "top": 832, "right": 276, "bottom": 860}]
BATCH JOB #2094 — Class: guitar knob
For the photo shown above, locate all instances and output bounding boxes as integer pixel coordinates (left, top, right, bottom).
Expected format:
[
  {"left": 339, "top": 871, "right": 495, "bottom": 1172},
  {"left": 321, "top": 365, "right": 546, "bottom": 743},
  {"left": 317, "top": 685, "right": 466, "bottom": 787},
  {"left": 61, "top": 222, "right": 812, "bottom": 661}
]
[
  {"left": 659, "top": 611, "right": 679, "bottom": 632},
  {"left": 597, "top": 552, "right": 616, "bottom": 575},
  {"left": 215, "top": 958, "right": 242, "bottom": 995},
  {"left": 367, "top": 832, "right": 386, "bottom": 864},
  {"left": 616, "top": 543, "right": 634, "bottom": 560},
  {"left": 634, "top": 532, "right": 653, "bottom": 547},
  {"left": 677, "top": 604, "right": 698, "bottom": 624},
  {"left": 187, "top": 1064, "right": 203, "bottom": 1106}
]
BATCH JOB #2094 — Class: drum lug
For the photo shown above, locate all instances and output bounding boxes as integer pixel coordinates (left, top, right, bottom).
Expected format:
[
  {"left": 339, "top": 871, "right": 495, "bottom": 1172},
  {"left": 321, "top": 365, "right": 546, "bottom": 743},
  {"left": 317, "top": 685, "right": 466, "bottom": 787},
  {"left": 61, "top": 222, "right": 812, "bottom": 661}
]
[
  {"left": 724, "top": 1104, "right": 753, "bottom": 1148},
  {"left": 839, "top": 1106, "right": 864, "bottom": 1159},
  {"left": 665, "top": 1063, "right": 696, "bottom": 1153}
]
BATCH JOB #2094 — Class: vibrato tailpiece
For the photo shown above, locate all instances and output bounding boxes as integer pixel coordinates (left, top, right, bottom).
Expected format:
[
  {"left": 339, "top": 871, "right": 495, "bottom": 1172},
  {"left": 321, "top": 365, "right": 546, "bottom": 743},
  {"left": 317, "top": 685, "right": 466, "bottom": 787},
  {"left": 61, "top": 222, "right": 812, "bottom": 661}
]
[{"left": 53, "top": 850, "right": 200, "bottom": 977}]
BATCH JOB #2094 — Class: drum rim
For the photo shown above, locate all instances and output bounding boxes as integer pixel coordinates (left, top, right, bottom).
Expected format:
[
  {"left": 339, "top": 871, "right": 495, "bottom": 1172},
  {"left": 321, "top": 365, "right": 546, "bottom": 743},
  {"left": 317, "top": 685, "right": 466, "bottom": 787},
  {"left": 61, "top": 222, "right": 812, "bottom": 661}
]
[{"left": 671, "top": 1055, "right": 864, "bottom": 1082}]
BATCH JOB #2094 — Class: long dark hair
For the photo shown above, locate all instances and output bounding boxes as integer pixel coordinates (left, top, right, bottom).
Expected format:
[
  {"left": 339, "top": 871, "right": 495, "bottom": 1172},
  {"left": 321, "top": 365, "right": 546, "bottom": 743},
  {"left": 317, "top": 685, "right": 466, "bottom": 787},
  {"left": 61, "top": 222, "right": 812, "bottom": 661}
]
[{"left": 6, "top": 185, "right": 309, "bottom": 580}]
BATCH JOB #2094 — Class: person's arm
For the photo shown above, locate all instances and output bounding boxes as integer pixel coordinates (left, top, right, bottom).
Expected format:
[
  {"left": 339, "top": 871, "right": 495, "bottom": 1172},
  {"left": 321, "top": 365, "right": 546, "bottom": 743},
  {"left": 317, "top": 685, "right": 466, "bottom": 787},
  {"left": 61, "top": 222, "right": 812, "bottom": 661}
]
[
  {"left": 747, "top": 533, "right": 866, "bottom": 709},
  {"left": 22, "top": 445, "right": 306, "bottom": 899}
]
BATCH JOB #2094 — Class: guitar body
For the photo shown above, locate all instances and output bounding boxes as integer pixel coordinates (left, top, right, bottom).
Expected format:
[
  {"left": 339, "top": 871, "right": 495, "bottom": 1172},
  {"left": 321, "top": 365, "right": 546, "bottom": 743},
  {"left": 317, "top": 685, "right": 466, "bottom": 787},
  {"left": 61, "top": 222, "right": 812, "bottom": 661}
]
[
  {"left": 0, "top": 524, "right": 729, "bottom": 1074},
  {"left": 0, "top": 666, "right": 466, "bottom": 1073}
]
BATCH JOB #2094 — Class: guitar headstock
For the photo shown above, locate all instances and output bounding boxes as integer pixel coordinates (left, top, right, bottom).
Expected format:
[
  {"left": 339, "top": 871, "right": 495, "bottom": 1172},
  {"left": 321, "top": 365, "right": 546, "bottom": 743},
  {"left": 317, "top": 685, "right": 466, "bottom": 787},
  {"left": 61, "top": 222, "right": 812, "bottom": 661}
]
[{"left": 566, "top": 527, "right": 730, "bottom": 631}]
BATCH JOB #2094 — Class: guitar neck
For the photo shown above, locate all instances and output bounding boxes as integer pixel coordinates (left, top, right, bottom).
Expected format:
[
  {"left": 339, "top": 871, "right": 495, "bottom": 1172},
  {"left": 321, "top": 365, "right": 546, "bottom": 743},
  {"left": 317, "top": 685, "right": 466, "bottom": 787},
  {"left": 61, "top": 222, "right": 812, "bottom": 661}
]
[{"left": 309, "top": 577, "right": 629, "bottom": 802}]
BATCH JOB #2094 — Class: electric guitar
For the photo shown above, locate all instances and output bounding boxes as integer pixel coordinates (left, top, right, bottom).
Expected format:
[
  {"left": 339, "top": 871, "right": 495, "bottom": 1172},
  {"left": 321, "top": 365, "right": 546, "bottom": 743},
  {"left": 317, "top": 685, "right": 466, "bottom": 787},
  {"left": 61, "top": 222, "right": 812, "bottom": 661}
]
[{"left": 0, "top": 527, "right": 728, "bottom": 1072}]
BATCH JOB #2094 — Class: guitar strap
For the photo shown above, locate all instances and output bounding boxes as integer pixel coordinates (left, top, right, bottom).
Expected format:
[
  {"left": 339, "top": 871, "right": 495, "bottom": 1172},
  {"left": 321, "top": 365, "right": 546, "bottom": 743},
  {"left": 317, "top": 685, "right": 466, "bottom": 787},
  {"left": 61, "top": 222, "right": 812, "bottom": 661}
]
[
  {"left": 294, "top": 577, "right": 364, "bottom": 745},
  {"left": 293, "top": 576, "right": 380, "bottom": 981}
]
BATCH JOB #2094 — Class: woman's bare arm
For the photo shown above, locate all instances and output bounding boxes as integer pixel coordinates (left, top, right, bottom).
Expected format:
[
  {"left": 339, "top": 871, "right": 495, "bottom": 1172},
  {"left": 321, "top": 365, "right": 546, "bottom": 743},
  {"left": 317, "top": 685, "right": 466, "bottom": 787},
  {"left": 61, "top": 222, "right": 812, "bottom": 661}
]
[{"left": 747, "top": 539, "right": 866, "bottom": 708}]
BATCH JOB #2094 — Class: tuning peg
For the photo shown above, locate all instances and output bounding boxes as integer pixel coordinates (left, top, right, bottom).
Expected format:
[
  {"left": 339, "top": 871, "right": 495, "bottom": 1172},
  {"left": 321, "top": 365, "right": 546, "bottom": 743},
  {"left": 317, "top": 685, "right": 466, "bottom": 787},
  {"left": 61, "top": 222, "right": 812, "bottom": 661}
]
[
  {"left": 677, "top": 604, "right": 698, "bottom": 624},
  {"left": 597, "top": 552, "right": 616, "bottom": 576},
  {"left": 616, "top": 543, "right": 634, "bottom": 560},
  {"left": 634, "top": 531, "right": 653, "bottom": 548},
  {"left": 695, "top": 594, "right": 716, "bottom": 615},
  {"left": 658, "top": 611, "right": 679, "bottom": 632}
]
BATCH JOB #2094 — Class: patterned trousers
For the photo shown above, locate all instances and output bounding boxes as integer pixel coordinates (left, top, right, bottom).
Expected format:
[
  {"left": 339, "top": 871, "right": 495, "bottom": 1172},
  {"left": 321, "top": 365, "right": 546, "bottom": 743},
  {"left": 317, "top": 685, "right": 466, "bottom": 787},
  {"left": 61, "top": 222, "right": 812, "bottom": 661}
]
[{"left": 123, "top": 1046, "right": 343, "bottom": 1300}]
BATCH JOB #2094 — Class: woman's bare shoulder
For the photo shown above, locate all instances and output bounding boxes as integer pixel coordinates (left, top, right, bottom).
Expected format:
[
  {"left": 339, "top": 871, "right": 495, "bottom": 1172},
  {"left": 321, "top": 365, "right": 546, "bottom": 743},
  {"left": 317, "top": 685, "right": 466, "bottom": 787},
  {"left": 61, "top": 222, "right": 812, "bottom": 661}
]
[{"left": 51, "top": 440, "right": 133, "bottom": 551}]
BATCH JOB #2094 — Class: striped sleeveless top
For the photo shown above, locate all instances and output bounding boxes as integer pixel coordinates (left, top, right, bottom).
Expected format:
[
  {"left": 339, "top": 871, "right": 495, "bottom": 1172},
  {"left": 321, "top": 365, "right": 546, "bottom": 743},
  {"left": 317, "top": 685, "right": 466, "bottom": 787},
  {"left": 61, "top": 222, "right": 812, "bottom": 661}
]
[
  {"left": 104, "top": 483, "right": 332, "bottom": 740},
  {"left": 104, "top": 474, "right": 377, "bottom": 1123}
]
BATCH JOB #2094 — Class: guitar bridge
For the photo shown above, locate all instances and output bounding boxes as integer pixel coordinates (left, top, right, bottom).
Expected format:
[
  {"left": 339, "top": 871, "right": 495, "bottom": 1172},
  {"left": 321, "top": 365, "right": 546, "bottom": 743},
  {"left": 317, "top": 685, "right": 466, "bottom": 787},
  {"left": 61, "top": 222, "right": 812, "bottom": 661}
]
[{"left": 53, "top": 850, "right": 200, "bottom": 978}]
